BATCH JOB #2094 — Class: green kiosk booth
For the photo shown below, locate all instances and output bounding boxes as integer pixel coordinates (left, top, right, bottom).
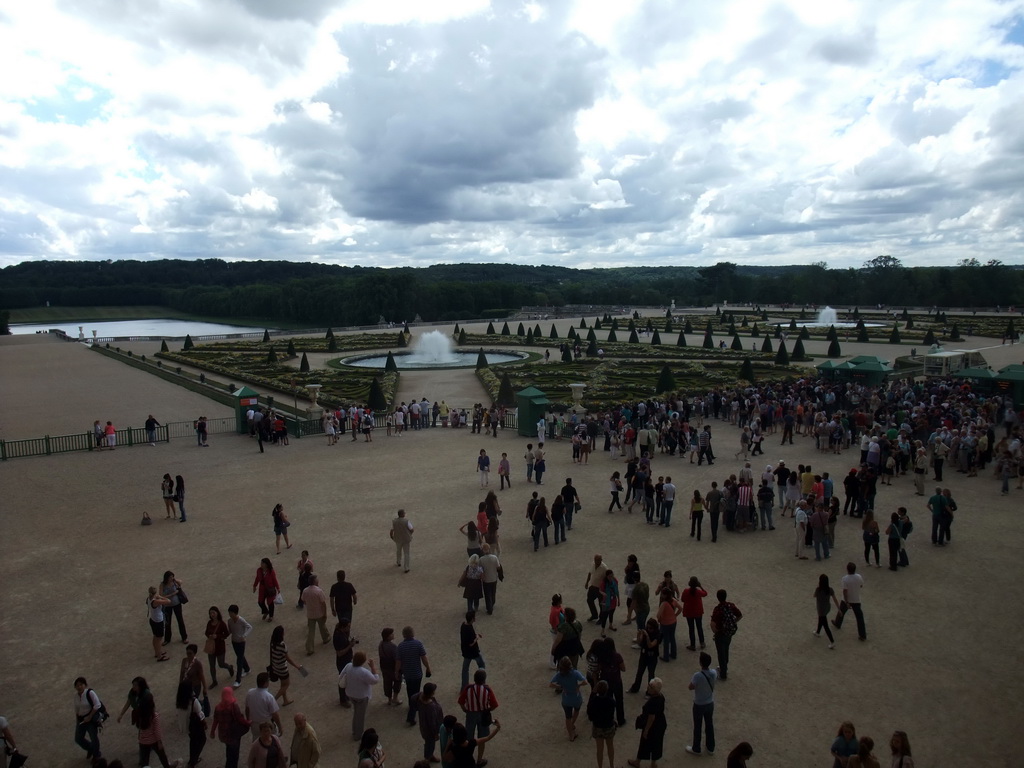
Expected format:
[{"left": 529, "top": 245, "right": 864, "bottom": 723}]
[{"left": 516, "top": 386, "right": 550, "bottom": 437}]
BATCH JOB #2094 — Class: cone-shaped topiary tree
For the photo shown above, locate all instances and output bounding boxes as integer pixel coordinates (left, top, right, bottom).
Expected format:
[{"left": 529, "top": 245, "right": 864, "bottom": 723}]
[
  {"left": 580, "top": 317, "right": 588, "bottom": 329},
  {"left": 889, "top": 323, "right": 901, "bottom": 344},
  {"left": 703, "top": 321, "right": 714, "bottom": 349},
  {"left": 453, "top": 323, "right": 460, "bottom": 335},
  {"left": 587, "top": 328, "right": 597, "bottom": 342},
  {"left": 949, "top": 323, "right": 961, "bottom": 341},
  {"left": 486, "top": 321, "right": 495, "bottom": 335},
  {"left": 534, "top": 324, "right": 542, "bottom": 337},
  {"left": 287, "top": 338, "right": 297, "bottom": 357},
  {"left": 300, "top": 352, "right": 310, "bottom": 372},
  {"left": 325, "top": 327, "right": 335, "bottom": 339},
  {"left": 716, "top": 306, "right": 721, "bottom": 316},
  {"left": 267, "top": 347, "right": 278, "bottom": 363},
  {"left": 798, "top": 326, "right": 810, "bottom": 341},
  {"left": 160, "top": 340, "right": 169, "bottom": 353},
  {"left": 905, "top": 316, "right": 915, "bottom": 330},
  {"left": 397, "top": 331, "right": 407, "bottom": 348},
  {"left": 628, "top": 319, "right": 636, "bottom": 332},
  {"left": 652, "top": 329, "right": 662, "bottom": 345},
  {"left": 476, "top": 349, "right": 489, "bottom": 369},
  {"left": 792, "top": 338, "right": 807, "bottom": 360},
  {"left": 500, "top": 321, "right": 510, "bottom": 336},
  {"left": 741, "top": 316, "right": 748, "bottom": 328},
  {"left": 684, "top": 318, "right": 694, "bottom": 334},
  {"left": 646, "top": 318, "right": 654, "bottom": 333},
  {"left": 857, "top": 324, "right": 870, "bottom": 343},
  {"left": 607, "top": 328, "right": 618, "bottom": 343},
  {"left": 901, "top": 308, "right": 910, "bottom": 320},
  {"left": 549, "top": 324, "right": 559, "bottom": 339},
  {"left": 367, "top": 377, "right": 387, "bottom": 410},
  {"left": 263, "top": 329, "right": 271, "bottom": 343},
  {"left": 562, "top": 346, "right": 572, "bottom": 363},
  {"left": 761, "top": 335, "right": 773, "bottom": 353},
  {"left": 852, "top": 307, "right": 860, "bottom": 319},
  {"left": 568, "top": 327, "right": 577, "bottom": 340},
  {"left": 628, "top": 328, "right": 640, "bottom": 344},
  {"left": 526, "top": 328, "right": 534, "bottom": 344},
  {"left": 384, "top": 351, "right": 398, "bottom": 372},
  {"left": 826, "top": 325, "right": 838, "bottom": 342},
  {"left": 587, "top": 338, "right": 598, "bottom": 357},
  {"left": 1007, "top": 318, "right": 1016, "bottom": 339},
  {"left": 656, "top": 364, "right": 676, "bottom": 393},
  {"left": 183, "top": 334, "right": 194, "bottom": 351},
  {"left": 677, "top": 331, "right": 687, "bottom": 347},
  {"left": 517, "top": 322, "right": 525, "bottom": 336},
  {"left": 775, "top": 339, "right": 790, "bottom": 365},
  {"left": 761, "top": 310, "right": 769, "bottom": 321},
  {"left": 611, "top": 318, "right": 619, "bottom": 330},
  {"left": 497, "top": 373, "right": 515, "bottom": 406},
  {"left": 789, "top": 318, "right": 797, "bottom": 331},
  {"left": 328, "top": 336, "right": 338, "bottom": 352},
  {"left": 827, "top": 339, "right": 841, "bottom": 358},
  {"left": 665, "top": 317, "right": 673, "bottom": 333},
  {"left": 751, "top": 323, "right": 760, "bottom": 338},
  {"left": 458, "top": 328, "right": 468, "bottom": 345},
  {"left": 923, "top": 329, "right": 936, "bottom": 346},
  {"left": 731, "top": 334, "right": 743, "bottom": 351},
  {"left": 727, "top": 322, "right": 738, "bottom": 335},
  {"left": 594, "top": 318, "right": 602, "bottom": 330},
  {"left": 739, "top": 358, "right": 755, "bottom": 382},
  {"left": 799, "top": 308, "right": 807, "bottom": 320}
]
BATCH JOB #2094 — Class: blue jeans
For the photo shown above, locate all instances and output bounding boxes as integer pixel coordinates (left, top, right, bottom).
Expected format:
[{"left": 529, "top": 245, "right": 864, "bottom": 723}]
[
  {"left": 661, "top": 500, "right": 674, "bottom": 526},
  {"left": 232, "top": 641, "right": 250, "bottom": 683},
  {"left": 553, "top": 519, "right": 566, "bottom": 543},
  {"left": 565, "top": 506, "right": 575, "bottom": 530},
  {"left": 532, "top": 523, "right": 549, "bottom": 549},
  {"left": 423, "top": 736, "right": 437, "bottom": 759},
  {"left": 759, "top": 504, "right": 773, "bottom": 530},
  {"left": 405, "top": 676, "right": 422, "bottom": 724},
  {"left": 660, "top": 622, "right": 677, "bottom": 660},
  {"left": 812, "top": 529, "right": 830, "bottom": 560},
  {"left": 75, "top": 713, "right": 101, "bottom": 759},
  {"left": 692, "top": 702, "right": 715, "bottom": 753},
  {"left": 461, "top": 653, "right": 485, "bottom": 689}
]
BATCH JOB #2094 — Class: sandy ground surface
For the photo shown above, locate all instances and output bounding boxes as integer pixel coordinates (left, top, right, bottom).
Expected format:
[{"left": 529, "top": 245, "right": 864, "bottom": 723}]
[{"left": 1, "top": 329, "right": 1022, "bottom": 768}]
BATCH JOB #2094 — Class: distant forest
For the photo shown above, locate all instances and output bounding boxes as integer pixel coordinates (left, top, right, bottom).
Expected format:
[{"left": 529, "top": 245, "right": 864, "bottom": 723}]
[{"left": 1, "top": 257, "right": 1021, "bottom": 326}]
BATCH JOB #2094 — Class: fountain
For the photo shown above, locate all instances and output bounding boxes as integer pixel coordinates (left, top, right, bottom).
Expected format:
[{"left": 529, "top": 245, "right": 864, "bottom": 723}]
[
  {"left": 341, "top": 329, "right": 528, "bottom": 369},
  {"left": 817, "top": 307, "right": 838, "bottom": 326},
  {"left": 409, "top": 331, "right": 459, "bottom": 365},
  {"left": 793, "top": 306, "right": 882, "bottom": 328}
]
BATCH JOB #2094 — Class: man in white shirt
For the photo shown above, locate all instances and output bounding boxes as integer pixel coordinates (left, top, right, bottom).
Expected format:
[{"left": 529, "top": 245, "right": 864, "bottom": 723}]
[
  {"left": 661, "top": 477, "right": 676, "bottom": 527},
  {"left": 794, "top": 501, "right": 809, "bottom": 560},
  {"left": 479, "top": 545, "right": 502, "bottom": 615},
  {"left": 340, "top": 651, "right": 379, "bottom": 741},
  {"left": 831, "top": 562, "right": 867, "bottom": 640},
  {"left": 585, "top": 554, "right": 609, "bottom": 622},
  {"left": 245, "top": 672, "right": 282, "bottom": 740},
  {"left": 301, "top": 575, "right": 330, "bottom": 655}
]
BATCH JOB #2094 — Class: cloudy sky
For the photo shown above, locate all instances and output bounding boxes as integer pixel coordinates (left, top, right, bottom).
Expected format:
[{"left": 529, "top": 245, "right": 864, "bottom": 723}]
[{"left": 2, "top": 0, "right": 1023, "bottom": 269}]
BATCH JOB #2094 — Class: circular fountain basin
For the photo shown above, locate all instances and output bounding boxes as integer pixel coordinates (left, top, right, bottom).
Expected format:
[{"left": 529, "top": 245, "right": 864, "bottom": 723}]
[
  {"left": 343, "top": 351, "right": 528, "bottom": 369},
  {"left": 791, "top": 321, "right": 885, "bottom": 328}
]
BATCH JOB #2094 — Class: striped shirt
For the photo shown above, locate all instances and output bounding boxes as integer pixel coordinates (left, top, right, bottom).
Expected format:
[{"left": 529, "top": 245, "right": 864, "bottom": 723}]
[
  {"left": 270, "top": 642, "right": 288, "bottom": 676},
  {"left": 458, "top": 683, "right": 498, "bottom": 712},
  {"left": 397, "top": 638, "right": 427, "bottom": 679}
]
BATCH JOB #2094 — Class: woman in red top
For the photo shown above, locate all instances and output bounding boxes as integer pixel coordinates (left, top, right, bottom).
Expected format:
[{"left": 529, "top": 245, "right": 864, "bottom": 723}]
[
  {"left": 204, "top": 607, "right": 234, "bottom": 687},
  {"left": 548, "top": 593, "right": 564, "bottom": 668},
  {"left": 252, "top": 558, "right": 280, "bottom": 622},
  {"left": 681, "top": 576, "right": 708, "bottom": 651},
  {"left": 656, "top": 589, "right": 681, "bottom": 662}
]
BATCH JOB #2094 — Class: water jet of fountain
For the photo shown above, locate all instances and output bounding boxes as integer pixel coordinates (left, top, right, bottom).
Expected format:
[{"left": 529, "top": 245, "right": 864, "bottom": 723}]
[
  {"left": 816, "top": 306, "right": 838, "bottom": 326},
  {"left": 409, "top": 330, "right": 458, "bottom": 364}
]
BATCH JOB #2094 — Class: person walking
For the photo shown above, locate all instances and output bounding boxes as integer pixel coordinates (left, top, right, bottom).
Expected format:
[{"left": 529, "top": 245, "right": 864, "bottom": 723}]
[
  {"left": 459, "top": 611, "right": 486, "bottom": 689},
  {"left": 609, "top": 471, "right": 624, "bottom": 512},
  {"left": 862, "top": 510, "right": 881, "bottom": 567},
  {"left": 628, "top": 618, "right": 661, "bottom": 693},
  {"left": 832, "top": 562, "right": 867, "bottom": 641},
  {"left": 477, "top": 449, "right": 490, "bottom": 488},
  {"left": 458, "top": 669, "right": 499, "bottom": 765},
  {"left": 533, "top": 443, "right": 547, "bottom": 486},
  {"left": 410, "top": 683, "right": 444, "bottom": 763},
  {"left": 885, "top": 513, "right": 904, "bottom": 571},
  {"left": 289, "top": 713, "right": 321, "bottom": 768},
  {"left": 598, "top": 569, "right": 620, "bottom": 637},
  {"left": 132, "top": 678, "right": 175, "bottom": 768},
  {"left": 586, "top": 680, "right": 618, "bottom": 768},
  {"left": 794, "top": 501, "right": 810, "bottom": 560},
  {"left": 301, "top": 576, "right": 330, "bottom": 655},
  {"left": 209, "top": 685, "right": 251, "bottom": 768},
  {"left": 377, "top": 628, "right": 402, "bottom": 707},
  {"left": 531, "top": 496, "right": 551, "bottom": 550},
  {"left": 204, "top": 607, "right": 235, "bottom": 687},
  {"left": 272, "top": 504, "right": 292, "bottom": 554},
  {"left": 685, "top": 652, "right": 717, "bottom": 756},
  {"left": 269, "top": 626, "right": 304, "bottom": 707},
  {"left": 479, "top": 544, "right": 502, "bottom": 615},
  {"left": 709, "top": 590, "right": 742, "bottom": 681},
  {"left": 585, "top": 554, "right": 609, "bottom": 622},
  {"left": 175, "top": 674, "right": 207, "bottom": 768},
  {"left": 227, "top": 605, "right": 252, "bottom": 688},
  {"left": 340, "top": 651, "right": 379, "bottom": 743},
  {"left": 524, "top": 444, "right": 535, "bottom": 483},
  {"left": 329, "top": 570, "right": 358, "bottom": 624},
  {"left": 889, "top": 730, "right": 915, "bottom": 768},
  {"left": 549, "top": 656, "right": 588, "bottom": 741},
  {"left": 252, "top": 558, "right": 281, "bottom": 622},
  {"left": 813, "top": 574, "right": 840, "bottom": 649},
  {"left": 688, "top": 488, "right": 703, "bottom": 539},
  {"left": 72, "top": 677, "right": 104, "bottom": 763},
  {"left": 242, "top": 673, "right": 282, "bottom": 742},
  {"left": 397, "top": 626, "right": 433, "bottom": 726},
  {"left": 656, "top": 589, "right": 682, "bottom": 662},
  {"left": 498, "top": 452, "right": 511, "bottom": 490},
  {"left": 627, "top": 677, "right": 667, "bottom": 768},
  {"left": 247, "top": 722, "right": 285, "bottom": 768},
  {"left": 391, "top": 509, "right": 414, "bottom": 573}
]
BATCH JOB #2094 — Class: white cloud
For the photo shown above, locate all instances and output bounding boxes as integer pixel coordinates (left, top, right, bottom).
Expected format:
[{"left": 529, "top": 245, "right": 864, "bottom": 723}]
[{"left": 1, "top": 0, "right": 1023, "bottom": 268}]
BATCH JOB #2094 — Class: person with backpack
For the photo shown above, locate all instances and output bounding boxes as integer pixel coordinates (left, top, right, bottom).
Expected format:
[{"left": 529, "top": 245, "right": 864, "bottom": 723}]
[
  {"left": 709, "top": 590, "right": 742, "bottom": 681},
  {"left": 72, "top": 677, "right": 105, "bottom": 762}
]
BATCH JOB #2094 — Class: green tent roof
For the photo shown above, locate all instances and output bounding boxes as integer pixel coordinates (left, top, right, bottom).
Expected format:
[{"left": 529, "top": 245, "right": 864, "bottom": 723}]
[
  {"left": 516, "top": 386, "right": 548, "bottom": 398},
  {"left": 953, "top": 367, "right": 997, "bottom": 379},
  {"left": 232, "top": 386, "right": 260, "bottom": 397}
]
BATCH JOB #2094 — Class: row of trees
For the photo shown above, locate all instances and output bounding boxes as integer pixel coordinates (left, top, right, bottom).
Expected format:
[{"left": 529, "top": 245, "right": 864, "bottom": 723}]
[{"left": 2, "top": 258, "right": 1022, "bottom": 326}]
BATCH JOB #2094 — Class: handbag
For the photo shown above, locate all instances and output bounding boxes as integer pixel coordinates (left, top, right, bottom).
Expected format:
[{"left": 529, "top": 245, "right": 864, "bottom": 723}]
[
  {"left": 203, "top": 637, "right": 216, "bottom": 655},
  {"left": 141, "top": 513, "right": 152, "bottom": 526},
  {"left": 573, "top": 502, "right": 582, "bottom": 512},
  {"left": 457, "top": 570, "right": 468, "bottom": 589},
  {"left": 8, "top": 753, "right": 28, "bottom": 768},
  {"left": 177, "top": 586, "right": 190, "bottom": 605},
  {"left": 274, "top": 592, "right": 284, "bottom": 605},
  {"left": 201, "top": 694, "right": 211, "bottom": 718},
  {"left": 267, "top": 665, "right": 279, "bottom": 683}
]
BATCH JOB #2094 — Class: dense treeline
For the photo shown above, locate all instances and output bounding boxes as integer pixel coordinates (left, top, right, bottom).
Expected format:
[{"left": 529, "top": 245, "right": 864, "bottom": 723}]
[{"left": 1, "top": 258, "right": 1022, "bottom": 326}]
